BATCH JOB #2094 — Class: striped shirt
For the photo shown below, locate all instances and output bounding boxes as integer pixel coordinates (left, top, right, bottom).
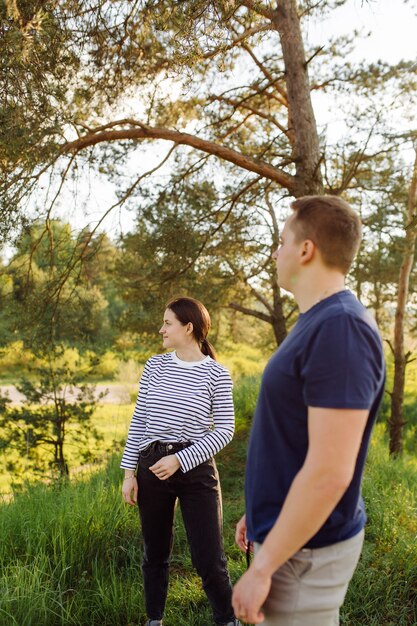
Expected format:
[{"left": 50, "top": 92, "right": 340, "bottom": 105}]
[{"left": 120, "top": 351, "right": 235, "bottom": 472}]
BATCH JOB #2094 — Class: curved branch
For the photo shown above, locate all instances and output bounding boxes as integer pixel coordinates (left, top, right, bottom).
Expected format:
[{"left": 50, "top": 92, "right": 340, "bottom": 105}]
[
  {"left": 228, "top": 302, "right": 273, "bottom": 324},
  {"left": 63, "top": 121, "right": 296, "bottom": 191},
  {"left": 248, "top": 284, "right": 275, "bottom": 316}
]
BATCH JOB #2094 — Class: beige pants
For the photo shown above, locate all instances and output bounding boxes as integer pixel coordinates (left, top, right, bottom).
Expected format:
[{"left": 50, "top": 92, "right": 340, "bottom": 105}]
[{"left": 255, "top": 530, "right": 364, "bottom": 626}]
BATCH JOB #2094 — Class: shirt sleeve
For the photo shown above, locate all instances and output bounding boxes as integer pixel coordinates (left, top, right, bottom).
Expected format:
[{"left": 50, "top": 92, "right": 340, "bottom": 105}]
[
  {"left": 176, "top": 367, "right": 235, "bottom": 472},
  {"left": 301, "top": 314, "right": 384, "bottom": 410},
  {"left": 120, "top": 358, "right": 152, "bottom": 470}
]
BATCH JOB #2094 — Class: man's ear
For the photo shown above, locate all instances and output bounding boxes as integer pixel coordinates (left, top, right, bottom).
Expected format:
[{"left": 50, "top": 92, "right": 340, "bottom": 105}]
[{"left": 300, "top": 239, "right": 315, "bottom": 264}]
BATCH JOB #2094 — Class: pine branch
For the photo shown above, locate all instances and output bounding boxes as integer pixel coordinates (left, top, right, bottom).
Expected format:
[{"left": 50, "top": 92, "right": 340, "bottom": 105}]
[{"left": 63, "top": 121, "right": 296, "bottom": 190}]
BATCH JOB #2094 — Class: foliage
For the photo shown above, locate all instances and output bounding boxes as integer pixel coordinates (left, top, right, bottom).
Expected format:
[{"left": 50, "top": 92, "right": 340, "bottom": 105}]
[
  {"left": 0, "top": 220, "right": 124, "bottom": 350},
  {"left": 231, "top": 374, "right": 262, "bottom": 422},
  {"left": 116, "top": 179, "right": 240, "bottom": 334},
  {"left": 89, "top": 350, "right": 119, "bottom": 380},
  {"left": 0, "top": 401, "right": 133, "bottom": 495},
  {"left": 343, "top": 424, "right": 417, "bottom": 625},
  {"left": 0, "top": 0, "right": 79, "bottom": 240},
  {"left": 382, "top": 350, "right": 417, "bottom": 456},
  {"left": 220, "top": 344, "right": 268, "bottom": 379},
  {"left": 2, "top": 0, "right": 416, "bottom": 350},
  {"left": 0, "top": 344, "right": 105, "bottom": 479},
  {"left": 1, "top": 0, "right": 416, "bottom": 460},
  {"left": 347, "top": 151, "right": 417, "bottom": 330},
  {"left": 0, "top": 341, "right": 42, "bottom": 379},
  {"left": 116, "top": 174, "right": 294, "bottom": 344}
]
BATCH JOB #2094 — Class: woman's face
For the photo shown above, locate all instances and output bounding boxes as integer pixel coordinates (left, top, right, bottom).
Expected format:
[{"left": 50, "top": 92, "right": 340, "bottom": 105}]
[{"left": 159, "top": 308, "right": 192, "bottom": 350}]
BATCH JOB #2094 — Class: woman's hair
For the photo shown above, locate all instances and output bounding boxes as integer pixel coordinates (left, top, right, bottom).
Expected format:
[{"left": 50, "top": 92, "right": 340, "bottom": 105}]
[
  {"left": 290, "top": 195, "right": 362, "bottom": 275},
  {"left": 166, "top": 296, "right": 217, "bottom": 360}
]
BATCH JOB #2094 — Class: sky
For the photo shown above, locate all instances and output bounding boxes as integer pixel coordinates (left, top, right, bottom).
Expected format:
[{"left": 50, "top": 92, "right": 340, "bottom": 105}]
[
  {"left": 307, "top": 0, "right": 417, "bottom": 64},
  {"left": 7, "top": 0, "right": 417, "bottom": 256},
  {"left": 308, "top": 0, "right": 417, "bottom": 134}
]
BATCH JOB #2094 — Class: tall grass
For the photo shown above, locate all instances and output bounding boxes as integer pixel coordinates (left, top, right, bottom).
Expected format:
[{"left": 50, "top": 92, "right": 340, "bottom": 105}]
[
  {"left": 343, "top": 424, "right": 417, "bottom": 626},
  {"left": 0, "top": 378, "right": 416, "bottom": 625}
]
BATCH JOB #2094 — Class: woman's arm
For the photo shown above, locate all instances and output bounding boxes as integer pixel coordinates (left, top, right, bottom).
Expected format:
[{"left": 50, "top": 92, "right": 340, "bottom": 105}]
[
  {"left": 176, "top": 366, "right": 235, "bottom": 471},
  {"left": 120, "top": 359, "right": 153, "bottom": 470}
]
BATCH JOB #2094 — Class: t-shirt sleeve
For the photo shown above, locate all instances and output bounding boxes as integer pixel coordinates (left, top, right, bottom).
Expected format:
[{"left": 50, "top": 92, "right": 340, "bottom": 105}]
[{"left": 301, "top": 314, "right": 383, "bottom": 410}]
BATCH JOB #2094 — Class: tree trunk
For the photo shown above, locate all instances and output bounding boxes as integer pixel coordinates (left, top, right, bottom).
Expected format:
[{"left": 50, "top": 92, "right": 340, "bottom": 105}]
[
  {"left": 273, "top": 0, "right": 324, "bottom": 197},
  {"left": 389, "top": 146, "right": 417, "bottom": 456},
  {"left": 55, "top": 440, "right": 69, "bottom": 477},
  {"left": 271, "top": 306, "right": 288, "bottom": 345},
  {"left": 374, "top": 281, "right": 382, "bottom": 328},
  {"left": 266, "top": 191, "right": 288, "bottom": 345}
]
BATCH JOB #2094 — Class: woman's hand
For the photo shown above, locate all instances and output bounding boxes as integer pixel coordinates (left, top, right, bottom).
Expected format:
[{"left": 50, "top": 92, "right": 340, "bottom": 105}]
[
  {"left": 122, "top": 475, "right": 138, "bottom": 506},
  {"left": 149, "top": 454, "right": 180, "bottom": 480}
]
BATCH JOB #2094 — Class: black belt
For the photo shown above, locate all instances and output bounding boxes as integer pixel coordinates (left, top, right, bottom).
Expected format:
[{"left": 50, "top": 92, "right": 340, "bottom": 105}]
[{"left": 148, "top": 440, "right": 192, "bottom": 454}]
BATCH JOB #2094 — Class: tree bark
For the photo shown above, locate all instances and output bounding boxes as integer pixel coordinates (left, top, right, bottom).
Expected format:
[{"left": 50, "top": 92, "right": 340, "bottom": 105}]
[
  {"left": 265, "top": 191, "right": 288, "bottom": 344},
  {"left": 389, "top": 146, "right": 417, "bottom": 456},
  {"left": 273, "top": 0, "right": 324, "bottom": 196}
]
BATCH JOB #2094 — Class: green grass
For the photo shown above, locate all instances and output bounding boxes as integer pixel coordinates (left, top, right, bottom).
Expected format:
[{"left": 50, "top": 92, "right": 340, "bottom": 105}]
[
  {"left": 0, "top": 379, "right": 416, "bottom": 625},
  {"left": 342, "top": 424, "right": 417, "bottom": 626}
]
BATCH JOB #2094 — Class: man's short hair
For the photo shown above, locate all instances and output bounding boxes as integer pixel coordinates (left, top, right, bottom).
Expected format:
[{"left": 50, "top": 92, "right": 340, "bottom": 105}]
[{"left": 290, "top": 195, "right": 362, "bottom": 274}]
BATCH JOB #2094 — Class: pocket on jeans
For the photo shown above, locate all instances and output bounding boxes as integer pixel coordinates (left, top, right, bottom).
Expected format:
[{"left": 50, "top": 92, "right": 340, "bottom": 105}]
[
  {"left": 138, "top": 450, "right": 159, "bottom": 468},
  {"left": 139, "top": 445, "right": 152, "bottom": 459},
  {"left": 287, "top": 553, "right": 313, "bottom": 581},
  {"left": 188, "top": 458, "right": 218, "bottom": 486}
]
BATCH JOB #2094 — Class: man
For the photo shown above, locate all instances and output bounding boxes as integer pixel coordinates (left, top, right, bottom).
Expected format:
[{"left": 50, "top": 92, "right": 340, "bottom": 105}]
[{"left": 232, "top": 196, "right": 385, "bottom": 626}]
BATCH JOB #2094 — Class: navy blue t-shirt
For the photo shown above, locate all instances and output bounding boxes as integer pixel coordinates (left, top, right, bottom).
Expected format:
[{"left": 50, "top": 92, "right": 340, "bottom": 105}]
[{"left": 245, "top": 290, "right": 386, "bottom": 548}]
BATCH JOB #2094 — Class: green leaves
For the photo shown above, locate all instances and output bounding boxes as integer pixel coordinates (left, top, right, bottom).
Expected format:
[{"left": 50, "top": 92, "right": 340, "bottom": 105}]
[{"left": 0, "top": 344, "right": 104, "bottom": 479}]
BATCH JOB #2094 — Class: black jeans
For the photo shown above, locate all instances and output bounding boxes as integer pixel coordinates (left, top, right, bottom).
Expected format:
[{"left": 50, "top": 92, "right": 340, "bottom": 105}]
[{"left": 137, "top": 441, "right": 235, "bottom": 624}]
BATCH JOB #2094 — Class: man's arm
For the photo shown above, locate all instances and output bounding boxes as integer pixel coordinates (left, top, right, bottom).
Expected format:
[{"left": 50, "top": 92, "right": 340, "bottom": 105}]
[{"left": 232, "top": 407, "right": 369, "bottom": 624}]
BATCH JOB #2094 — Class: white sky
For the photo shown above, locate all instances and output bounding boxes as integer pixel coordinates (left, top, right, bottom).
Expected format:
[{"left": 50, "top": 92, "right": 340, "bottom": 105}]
[
  {"left": 307, "top": 0, "right": 417, "bottom": 63},
  {"left": 308, "top": 0, "right": 417, "bottom": 134}
]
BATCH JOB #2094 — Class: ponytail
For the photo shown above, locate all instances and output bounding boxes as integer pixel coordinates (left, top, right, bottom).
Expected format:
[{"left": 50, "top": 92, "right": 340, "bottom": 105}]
[
  {"left": 166, "top": 296, "right": 217, "bottom": 359},
  {"left": 201, "top": 337, "right": 217, "bottom": 360}
]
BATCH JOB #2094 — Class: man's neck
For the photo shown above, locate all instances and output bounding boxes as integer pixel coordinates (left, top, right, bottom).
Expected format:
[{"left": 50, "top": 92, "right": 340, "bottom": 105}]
[{"left": 294, "top": 272, "right": 346, "bottom": 313}]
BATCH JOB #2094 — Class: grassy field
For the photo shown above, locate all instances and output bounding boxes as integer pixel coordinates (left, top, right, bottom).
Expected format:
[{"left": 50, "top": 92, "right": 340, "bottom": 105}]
[{"left": 0, "top": 377, "right": 416, "bottom": 625}]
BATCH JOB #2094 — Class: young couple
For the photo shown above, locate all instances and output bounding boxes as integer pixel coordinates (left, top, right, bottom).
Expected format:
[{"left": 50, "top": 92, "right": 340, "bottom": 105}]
[{"left": 121, "top": 195, "right": 385, "bottom": 626}]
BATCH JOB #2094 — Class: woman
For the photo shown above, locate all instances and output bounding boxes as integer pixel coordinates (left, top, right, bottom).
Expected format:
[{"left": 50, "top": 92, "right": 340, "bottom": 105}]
[{"left": 121, "top": 296, "right": 241, "bottom": 626}]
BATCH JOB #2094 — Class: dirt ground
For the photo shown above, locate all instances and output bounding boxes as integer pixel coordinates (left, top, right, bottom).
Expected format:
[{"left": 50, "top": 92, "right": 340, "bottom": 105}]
[{"left": 0, "top": 384, "right": 132, "bottom": 405}]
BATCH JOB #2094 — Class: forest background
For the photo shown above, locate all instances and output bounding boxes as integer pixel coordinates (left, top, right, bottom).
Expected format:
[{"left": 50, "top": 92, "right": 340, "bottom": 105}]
[{"left": 0, "top": 0, "right": 416, "bottom": 624}]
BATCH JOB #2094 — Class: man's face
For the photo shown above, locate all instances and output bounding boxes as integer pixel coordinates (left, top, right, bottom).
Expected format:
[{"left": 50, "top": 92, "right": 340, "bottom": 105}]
[{"left": 272, "top": 215, "right": 301, "bottom": 292}]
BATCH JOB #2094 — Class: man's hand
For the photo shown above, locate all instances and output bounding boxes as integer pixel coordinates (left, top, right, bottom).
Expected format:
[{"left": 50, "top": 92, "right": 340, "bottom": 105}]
[
  {"left": 149, "top": 454, "right": 180, "bottom": 480},
  {"left": 234, "top": 513, "right": 268, "bottom": 623},
  {"left": 232, "top": 567, "right": 271, "bottom": 624},
  {"left": 235, "top": 513, "right": 250, "bottom": 552}
]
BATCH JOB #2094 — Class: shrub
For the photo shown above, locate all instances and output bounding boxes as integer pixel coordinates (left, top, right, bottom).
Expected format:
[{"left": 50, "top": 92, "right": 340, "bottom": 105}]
[{"left": 218, "top": 343, "right": 268, "bottom": 379}]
